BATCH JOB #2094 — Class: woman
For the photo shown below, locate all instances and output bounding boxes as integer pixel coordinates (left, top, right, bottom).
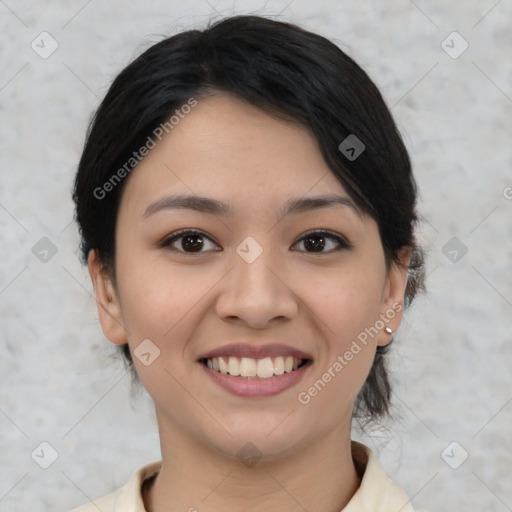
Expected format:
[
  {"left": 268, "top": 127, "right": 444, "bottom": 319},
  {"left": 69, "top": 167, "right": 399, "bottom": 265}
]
[{"left": 71, "top": 14, "right": 426, "bottom": 512}]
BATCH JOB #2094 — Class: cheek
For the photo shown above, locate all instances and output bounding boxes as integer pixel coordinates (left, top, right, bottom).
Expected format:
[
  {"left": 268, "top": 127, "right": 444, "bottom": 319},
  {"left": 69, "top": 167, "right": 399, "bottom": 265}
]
[
  {"left": 316, "top": 262, "right": 385, "bottom": 343},
  {"left": 116, "top": 248, "right": 210, "bottom": 338},
  {"left": 300, "top": 261, "right": 385, "bottom": 407},
  {"left": 113, "top": 251, "right": 210, "bottom": 388},
  {"left": 115, "top": 254, "right": 215, "bottom": 410}
]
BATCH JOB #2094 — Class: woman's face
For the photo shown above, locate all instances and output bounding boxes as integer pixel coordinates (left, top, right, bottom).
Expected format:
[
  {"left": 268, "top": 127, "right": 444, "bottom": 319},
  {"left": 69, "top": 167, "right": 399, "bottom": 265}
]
[{"left": 90, "top": 93, "right": 409, "bottom": 460}]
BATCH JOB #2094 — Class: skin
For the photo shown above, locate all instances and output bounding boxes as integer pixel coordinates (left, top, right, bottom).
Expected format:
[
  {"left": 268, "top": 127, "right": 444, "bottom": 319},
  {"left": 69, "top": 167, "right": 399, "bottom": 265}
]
[{"left": 88, "top": 93, "right": 410, "bottom": 512}]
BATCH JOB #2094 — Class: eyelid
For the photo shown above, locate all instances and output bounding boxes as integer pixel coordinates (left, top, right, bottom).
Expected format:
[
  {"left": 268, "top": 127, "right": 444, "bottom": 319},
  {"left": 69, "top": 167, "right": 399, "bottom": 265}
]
[
  {"left": 292, "top": 229, "right": 352, "bottom": 251},
  {"left": 159, "top": 229, "right": 220, "bottom": 250}
]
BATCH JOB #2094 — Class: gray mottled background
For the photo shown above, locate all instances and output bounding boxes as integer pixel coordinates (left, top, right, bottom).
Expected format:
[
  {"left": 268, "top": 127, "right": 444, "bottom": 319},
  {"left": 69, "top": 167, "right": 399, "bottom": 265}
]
[{"left": 1, "top": 1, "right": 511, "bottom": 511}]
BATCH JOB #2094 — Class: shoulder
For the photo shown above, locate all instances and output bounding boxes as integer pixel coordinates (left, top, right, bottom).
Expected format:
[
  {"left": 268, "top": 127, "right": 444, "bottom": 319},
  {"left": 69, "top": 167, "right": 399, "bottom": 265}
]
[
  {"left": 69, "top": 461, "right": 162, "bottom": 512},
  {"left": 347, "top": 441, "right": 427, "bottom": 512},
  {"left": 70, "top": 489, "right": 120, "bottom": 512}
]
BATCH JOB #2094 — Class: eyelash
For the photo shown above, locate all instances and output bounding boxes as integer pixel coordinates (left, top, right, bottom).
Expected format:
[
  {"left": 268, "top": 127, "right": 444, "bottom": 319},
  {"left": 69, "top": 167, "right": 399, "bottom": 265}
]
[{"left": 159, "top": 229, "right": 352, "bottom": 254}]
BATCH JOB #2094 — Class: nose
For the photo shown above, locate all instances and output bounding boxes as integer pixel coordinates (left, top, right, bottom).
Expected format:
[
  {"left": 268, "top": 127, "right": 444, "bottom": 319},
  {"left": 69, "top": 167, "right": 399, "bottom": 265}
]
[{"left": 214, "top": 238, "right": 299, "bottom": 329}]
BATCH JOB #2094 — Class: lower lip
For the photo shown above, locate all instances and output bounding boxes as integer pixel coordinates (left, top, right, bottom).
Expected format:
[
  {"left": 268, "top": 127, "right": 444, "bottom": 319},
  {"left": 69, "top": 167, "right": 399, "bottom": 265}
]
[{"left": 201, "top": 361, "right": 312, "bottom": 398}]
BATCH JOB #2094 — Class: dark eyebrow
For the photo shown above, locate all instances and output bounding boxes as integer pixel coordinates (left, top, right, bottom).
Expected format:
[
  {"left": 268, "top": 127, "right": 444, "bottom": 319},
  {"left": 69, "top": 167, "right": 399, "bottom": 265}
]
[
  {"left": 142, "top": 193, "right": 362, "bottom": 220},
  {"left": 280, "top": 194, "right": 363, "bottom": 220}
]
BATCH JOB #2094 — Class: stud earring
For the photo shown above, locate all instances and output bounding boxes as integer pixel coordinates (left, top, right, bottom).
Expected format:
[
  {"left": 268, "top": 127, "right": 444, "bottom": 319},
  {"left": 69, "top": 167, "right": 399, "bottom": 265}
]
[{"left": 385, "top": 327, "right": 393, "bottom": 334}]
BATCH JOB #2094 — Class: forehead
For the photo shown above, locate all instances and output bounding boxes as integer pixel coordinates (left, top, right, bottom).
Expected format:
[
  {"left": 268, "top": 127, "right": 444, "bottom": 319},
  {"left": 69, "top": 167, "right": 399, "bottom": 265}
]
[{"left": 119, "top": 93, "right": 349, "bottom": 215}]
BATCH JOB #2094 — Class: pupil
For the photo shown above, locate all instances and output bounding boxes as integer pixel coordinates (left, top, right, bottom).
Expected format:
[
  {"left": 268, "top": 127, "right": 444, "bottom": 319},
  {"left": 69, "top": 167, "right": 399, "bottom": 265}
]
[
  {"left": 305, "top": 235, "right": 324, "bottom": 252},
  {"left": 183, "top": 234, "right": 203, "bottom": 252}
]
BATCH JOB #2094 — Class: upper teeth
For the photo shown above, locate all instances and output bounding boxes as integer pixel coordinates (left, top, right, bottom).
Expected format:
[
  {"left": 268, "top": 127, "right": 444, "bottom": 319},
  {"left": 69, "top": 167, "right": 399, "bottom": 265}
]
[{"left": 205, "top": 356, "right": 303, "bottom": 378}]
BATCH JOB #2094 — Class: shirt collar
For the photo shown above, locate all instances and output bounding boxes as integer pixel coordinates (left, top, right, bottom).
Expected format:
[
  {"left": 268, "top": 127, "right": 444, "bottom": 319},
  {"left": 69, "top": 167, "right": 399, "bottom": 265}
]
[{"left": 113, "top": 441, "right": 415, "bottom": 512}]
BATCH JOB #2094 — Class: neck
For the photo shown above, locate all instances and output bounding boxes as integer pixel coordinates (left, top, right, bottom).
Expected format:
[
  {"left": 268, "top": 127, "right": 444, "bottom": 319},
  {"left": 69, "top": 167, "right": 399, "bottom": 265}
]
[{"left": 143, "top": 409, "right": 361, "bottom": 512}]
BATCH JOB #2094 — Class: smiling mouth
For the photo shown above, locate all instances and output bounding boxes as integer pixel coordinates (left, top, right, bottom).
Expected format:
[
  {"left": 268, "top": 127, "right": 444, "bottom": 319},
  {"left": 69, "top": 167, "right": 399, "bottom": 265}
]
[{"left": 201, "top": 356, "right": 311, "bottom": 379}]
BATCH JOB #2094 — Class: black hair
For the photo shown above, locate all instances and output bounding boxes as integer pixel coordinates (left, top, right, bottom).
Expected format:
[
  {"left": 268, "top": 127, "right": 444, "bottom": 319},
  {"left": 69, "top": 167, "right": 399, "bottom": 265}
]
[{"left": 73, "top": 14, "right": 425, "bottom": 425}]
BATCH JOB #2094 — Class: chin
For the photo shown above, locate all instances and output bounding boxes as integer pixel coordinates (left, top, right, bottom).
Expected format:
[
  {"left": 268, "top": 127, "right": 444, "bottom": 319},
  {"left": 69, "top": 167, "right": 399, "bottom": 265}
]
[{"left": 210, "top": 414, "right": 313, "bottom": 461}]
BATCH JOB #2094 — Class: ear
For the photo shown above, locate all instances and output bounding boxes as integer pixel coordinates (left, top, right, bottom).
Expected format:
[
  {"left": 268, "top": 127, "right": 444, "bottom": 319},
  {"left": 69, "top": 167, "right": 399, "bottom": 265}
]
[
  {"left": 377, "top": 247, "right": 411, "bottom": 347},
  {"left": 87, "top": 250, "right": 128, "bottom": 345}
]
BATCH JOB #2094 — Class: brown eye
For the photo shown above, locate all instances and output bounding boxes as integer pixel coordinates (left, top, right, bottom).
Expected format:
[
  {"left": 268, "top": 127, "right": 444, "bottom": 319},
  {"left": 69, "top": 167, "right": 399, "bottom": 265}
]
[
  {"left": 292, "top": 230, "right": 351, "bottom": 253},
  {"left": 160, "top": 230, "right": 220, "bottom": 253}
]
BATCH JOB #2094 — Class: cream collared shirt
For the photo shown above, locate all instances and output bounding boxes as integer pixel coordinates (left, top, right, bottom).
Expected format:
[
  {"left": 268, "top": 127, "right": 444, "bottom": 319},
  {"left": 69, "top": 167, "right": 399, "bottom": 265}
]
[{"left": 71, "top": 441, "right": 421, "bottom": 512}]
